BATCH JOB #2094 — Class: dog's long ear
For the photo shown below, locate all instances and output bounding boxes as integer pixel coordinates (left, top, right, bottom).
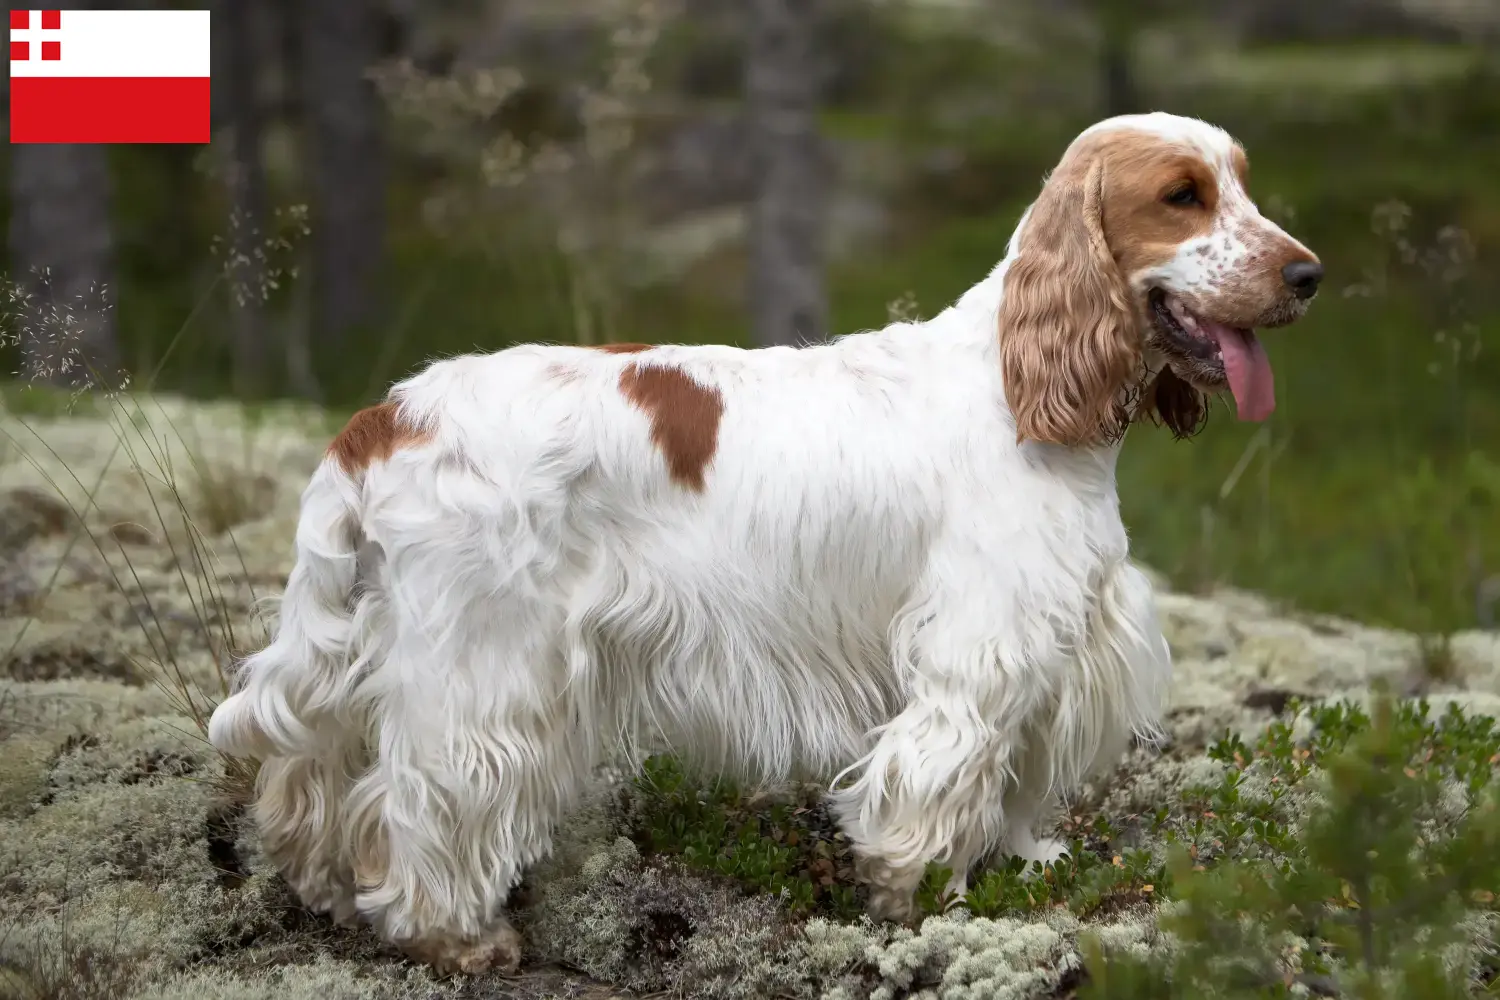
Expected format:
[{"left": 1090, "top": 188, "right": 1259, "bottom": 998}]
[{"left": 998, "top": 157, "right": 1139, "bottom": 447}]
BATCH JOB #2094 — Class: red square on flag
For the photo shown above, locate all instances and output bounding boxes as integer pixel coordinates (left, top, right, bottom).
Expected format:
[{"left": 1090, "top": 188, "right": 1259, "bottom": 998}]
[{"left": 9, "top": 9, "right": 212, "bottom": 144}]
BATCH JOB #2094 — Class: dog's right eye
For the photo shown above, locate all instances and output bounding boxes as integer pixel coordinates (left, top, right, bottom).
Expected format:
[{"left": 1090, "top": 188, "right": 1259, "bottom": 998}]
[{"left": 1163, "top": 182, "right": 1201, "bottom": 208}]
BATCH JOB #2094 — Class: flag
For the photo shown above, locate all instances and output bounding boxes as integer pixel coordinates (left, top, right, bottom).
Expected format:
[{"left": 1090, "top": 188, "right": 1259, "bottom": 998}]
[{"left": 9, "top": 9, "right": 211, "bottom": 144}]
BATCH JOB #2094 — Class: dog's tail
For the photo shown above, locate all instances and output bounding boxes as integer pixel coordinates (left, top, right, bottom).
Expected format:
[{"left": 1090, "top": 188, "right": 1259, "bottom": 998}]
[{"left": 208, "top": 451, "right": 368, "bottom": 761}]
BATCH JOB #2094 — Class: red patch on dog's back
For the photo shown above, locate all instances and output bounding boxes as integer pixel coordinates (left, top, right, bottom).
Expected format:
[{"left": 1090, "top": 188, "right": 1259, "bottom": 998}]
[
  {"left": 327, "top": 402, "right": 431, "bottom": 474},
  {"left": 618, "top": 363, "right": 724, "bottom": 492}
]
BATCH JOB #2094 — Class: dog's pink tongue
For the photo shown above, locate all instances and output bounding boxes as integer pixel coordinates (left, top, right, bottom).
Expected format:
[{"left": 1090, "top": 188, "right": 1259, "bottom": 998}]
[{"left": 1206, "top": 323, "right": 1275, "bottom": 421}]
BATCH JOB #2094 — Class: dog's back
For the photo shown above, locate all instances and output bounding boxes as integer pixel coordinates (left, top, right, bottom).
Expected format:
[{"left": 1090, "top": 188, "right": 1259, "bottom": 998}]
[{"left": 216, "top": 330, "right": 1003, "bottom": 779}]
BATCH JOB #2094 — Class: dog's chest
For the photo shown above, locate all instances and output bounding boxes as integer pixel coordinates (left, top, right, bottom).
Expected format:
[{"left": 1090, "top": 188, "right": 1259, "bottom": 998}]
[{"left": 1008, "top": 480, "right": 1136, "bottom": 661}]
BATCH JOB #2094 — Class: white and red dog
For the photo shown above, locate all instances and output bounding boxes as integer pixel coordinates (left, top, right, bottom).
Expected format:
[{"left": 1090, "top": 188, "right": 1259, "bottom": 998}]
[{"left": 210, "top": 112, "right": 1321, "bottom": 973}]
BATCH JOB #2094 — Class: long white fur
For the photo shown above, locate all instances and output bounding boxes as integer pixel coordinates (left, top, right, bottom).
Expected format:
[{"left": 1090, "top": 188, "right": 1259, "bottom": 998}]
[{"left": 207, "top": 112, "right": 1291, "bottom": 952}]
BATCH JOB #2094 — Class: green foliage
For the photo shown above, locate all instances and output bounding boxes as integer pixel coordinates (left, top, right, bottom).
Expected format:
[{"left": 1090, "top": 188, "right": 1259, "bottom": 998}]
[
  {"left": 631, "top": 754, "right": 1163, "bottom": 925},
  {"left": 630, "top": 692, "right": 1500, "bottom": 995},
  {"left": 631, "top": 755, "right": 866, "bottom": 920},
  {"left": 0, "top": 383, "right": 108, "bottom": 419},
  {"left": 961, "top": 849, "right": 1163, "bottom": 923},
  {"left": 1083, "top": 690, "right": 1500, "bottom": 998}
]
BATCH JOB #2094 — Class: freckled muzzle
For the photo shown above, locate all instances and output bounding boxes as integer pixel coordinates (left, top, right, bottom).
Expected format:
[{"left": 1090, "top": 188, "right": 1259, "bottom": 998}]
[{"left": 1146, "top": 226, "right": 1323, "bottom": 424}]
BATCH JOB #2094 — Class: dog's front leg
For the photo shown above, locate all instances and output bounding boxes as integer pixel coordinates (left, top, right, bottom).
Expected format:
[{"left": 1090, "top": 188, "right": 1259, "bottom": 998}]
[
  {"left": 827, "top": 621, "right": 1052, "bottom": 922},
  {"left": 983, "top": 559, "right": 1174, "bottom": 876}
]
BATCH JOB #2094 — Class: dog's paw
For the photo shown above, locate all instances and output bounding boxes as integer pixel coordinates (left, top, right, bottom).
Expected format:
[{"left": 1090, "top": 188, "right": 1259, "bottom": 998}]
[
  {"left": 1026, "top": 836, "right": 1070, "bottom": 865},
  {"left": 399, "top": 923, "right": 523, "bottom": 977},
  {"left": 454, "top": 927, "right": 523, "bottom": 976},
  {"left": 865, "top": 882, "right": 918, "bottom": 924},
  {"left": 282, "top": 866, "right": 360, "bottom": 926},
  {"left": 1012, "top": 836, "right": 1070, "bottom": 877},
  {"left": 855, "top": 854, "right": 922, "bottom": 924}
]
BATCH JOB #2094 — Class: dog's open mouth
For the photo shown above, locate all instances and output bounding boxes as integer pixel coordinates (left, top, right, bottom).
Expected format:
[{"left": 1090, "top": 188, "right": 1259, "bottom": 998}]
[{"left": 1149, "top": 289, "right": 1275, "bottom": 422}]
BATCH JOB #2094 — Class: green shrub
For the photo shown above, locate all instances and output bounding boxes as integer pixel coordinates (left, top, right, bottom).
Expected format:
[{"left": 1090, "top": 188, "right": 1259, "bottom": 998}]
[{"left": 1083, "top": 689, "right": 1500, "bottom": 997}]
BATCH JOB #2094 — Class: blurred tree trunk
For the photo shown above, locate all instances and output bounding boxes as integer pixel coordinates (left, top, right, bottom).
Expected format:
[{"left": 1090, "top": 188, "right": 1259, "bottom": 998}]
[
  {"left": 1100, "top": 36, "right": 1135, "bottom": 117},
  {"left": 7, "top": 145, "right": 119, "bottom": 390},
  {"left": 745, "top": 0, "right": 828, "bottom": 348},
  {"left": 218, "top": 0, "right": 269, "bottom": 398},
  {"left": 301, "top": 0, "right": 386, "bottom": 358},
  {"left": 1096, "top": 0, "right": 1138, "bottom": 117},
  {"left": 271, "top": 0, "right": 321, "bottom": 401}
]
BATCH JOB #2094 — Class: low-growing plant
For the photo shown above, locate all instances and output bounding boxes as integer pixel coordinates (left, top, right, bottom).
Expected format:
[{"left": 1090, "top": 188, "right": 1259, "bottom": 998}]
[
  {"left": 1083, "top": 688, "right": 1500, "bottom": 998},
  {"left": 625, "top": 689, "right": 1500, "bottom": 996},
  {"left": 630, "top": 753, "right": 1165, "bottom": 926},
  {"left": 630, "top": 754, "right": 869, "bottom": 921},
  {"left": 958, "top": 847, "right": 1164, "bottom": 922},
  {"left": 0, "top": 251, "right": 309, "bottom": 803}
]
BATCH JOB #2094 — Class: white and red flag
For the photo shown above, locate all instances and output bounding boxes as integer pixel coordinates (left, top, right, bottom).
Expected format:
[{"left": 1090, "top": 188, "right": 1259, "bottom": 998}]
[{"left": 9, "top": 9, "right": 211, "bottom": 144}]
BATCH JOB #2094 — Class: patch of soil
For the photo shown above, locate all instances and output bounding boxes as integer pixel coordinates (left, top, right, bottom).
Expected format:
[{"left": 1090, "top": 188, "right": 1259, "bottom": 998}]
[
  {"left": 5, "top": 644, "right": 142, "bottom": 685},
  {"left": 1243, "top": 687, "right": 1312, "bottom": 715},
  {"left": 0, "top": 563, "right": 40, "bottom": 614},
  {"left": 625, "top": 909, "right": 692, "bottom": 966},
  {"left": 0, "top": 486, "right": 72, "bottom": 554},
  {"left": 59, "top": 732, "right": 101, "bottom": 754},
  {"left": 34, "top": 733, "right": 102, "bottom": 808},
  {"left": 1049, "top": 961, "right": 1090, "bottom": 999},
  {"left": 120, "top": 747, "right": 199, "bottom": 785},
  {"left": 1081, "top": 892, "right": 1155, "bottom": 924},
  {"left": 205, "top": 800, "right": 250, "bottom": 891},
  {"left": 197, "top": 874, "right": 392, "bottom": 971},
  {"left": 423, "top": 964, "right": 643, "bottom": 999}
]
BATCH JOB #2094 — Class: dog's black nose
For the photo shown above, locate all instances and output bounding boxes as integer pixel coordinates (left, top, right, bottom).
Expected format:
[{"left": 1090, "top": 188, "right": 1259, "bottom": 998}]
[{"left": 1282, "top": 260, "right": 1323, "bottom": 300}]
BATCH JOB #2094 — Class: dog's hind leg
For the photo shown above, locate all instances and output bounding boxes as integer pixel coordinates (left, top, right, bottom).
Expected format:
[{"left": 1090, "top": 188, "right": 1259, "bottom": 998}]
[
  {"left": 255, "top": 738, "right": 367, "bottom": 923},
  {"left": 343, "top": 613, "right": 598, "bottom": 975}
]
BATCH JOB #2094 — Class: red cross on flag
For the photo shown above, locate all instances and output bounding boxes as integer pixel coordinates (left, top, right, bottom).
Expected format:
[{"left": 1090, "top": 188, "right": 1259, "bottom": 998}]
[{"left": 9, "top": 9, "right": 211, "bottom": 144}]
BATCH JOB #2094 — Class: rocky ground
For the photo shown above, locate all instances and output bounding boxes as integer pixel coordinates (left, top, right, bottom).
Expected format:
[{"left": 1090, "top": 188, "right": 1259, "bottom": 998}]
[{"left": 2, "top": 393, "right": 1498, "bottom": 999}]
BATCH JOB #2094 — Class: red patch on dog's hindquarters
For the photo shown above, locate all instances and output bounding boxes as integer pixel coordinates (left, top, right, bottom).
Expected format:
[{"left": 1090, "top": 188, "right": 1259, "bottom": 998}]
[
  {"left": 618, "top": 363, "right": 724, "bottom": 492},
  {"left": 327, "top": 402, "right": 431, "bottom": 474}
]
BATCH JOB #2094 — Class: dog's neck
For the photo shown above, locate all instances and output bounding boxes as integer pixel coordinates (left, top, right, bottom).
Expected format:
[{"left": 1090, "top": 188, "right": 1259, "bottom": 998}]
[{"left": 926, "top": 248, "right": 1139, "bottom": 472}]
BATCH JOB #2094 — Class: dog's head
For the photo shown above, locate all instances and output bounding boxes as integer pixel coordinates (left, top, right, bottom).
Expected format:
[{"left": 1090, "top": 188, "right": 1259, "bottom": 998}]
[{"left": 998, "top": 112, "right": 1322, "bottom": 447}]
